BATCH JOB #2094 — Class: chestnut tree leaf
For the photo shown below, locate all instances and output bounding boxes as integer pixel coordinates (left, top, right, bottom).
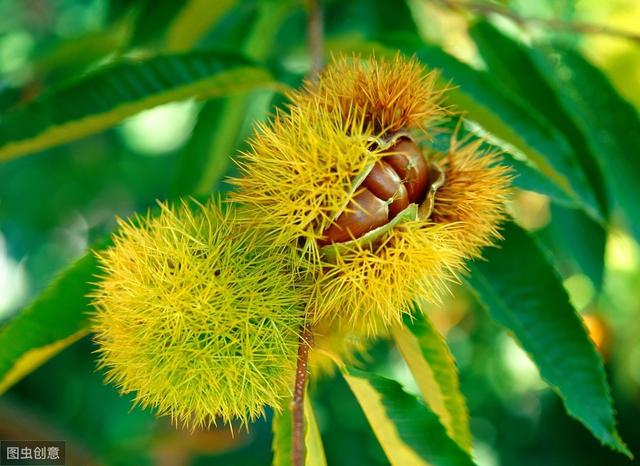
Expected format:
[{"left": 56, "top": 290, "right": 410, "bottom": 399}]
[
  {"left": 392, "top": 314, "right": 472, "bottom": 452},
  {"left": 0, "top": 247, "right": 104, "bottom": 394},
  {"left": 171, "top": 0, "right": 295, "bottom": 196},
  {"left": 272, "top": 390, "right": 327, "bottom": 466},
  {"left": 0, "top": 51, "right": 274, "bottom": 162},
  {"left": 466, "top": 222, "right": 630, "bottom": 457},
  {"left": 165, "top": 0, "right": 238, "bottom": 51},
  {"left": 529, "top": 44, "right": 640, "bottom": 245},
  {"left": 343, "top": 368, "right": 477, "bottom": 466},
  {"left": 469, "top": 20, "right": 608, "bottom": 219}
]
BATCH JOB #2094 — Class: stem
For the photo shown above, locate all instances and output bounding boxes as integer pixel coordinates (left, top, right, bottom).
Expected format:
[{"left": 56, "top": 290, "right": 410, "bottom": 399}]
[
  {"left": 435, "top": 0, "right": 640, "bottom": 44},
  {"left": 307, "top": 0, "right": 324, "bottom": 84},
  {"left": 291, "top": 2, "right": 323, "bottom": 464},
  {"left": 291, "top": 325, "right": 313, "bottom": 466}
]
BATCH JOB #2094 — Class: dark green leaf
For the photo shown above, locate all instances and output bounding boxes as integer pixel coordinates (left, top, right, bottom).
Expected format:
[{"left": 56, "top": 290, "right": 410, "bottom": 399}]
[
  {"left": 469, "top": 21, "right": 609, "bottom": 218},
  {"left": 343, "top": 368, "right": 477, "bottom": 466},
  {"left": 171, "top": 1, "right": 294, "bottom": 196},
  {"left": 0, "top": 51, "right": 273, "bottom": 162},
  {"left": 466, "top": 222, "right": 629, "bottom": 455},
  {"left": 529, "top": 44, "right": 640, "bottom": 243},
  {"left": 0, "top": 245, "right": 106, "bottom": 393},
  {"left": 538, "top": 204, "right": 606, "bottom": 291},
  {"left": 128, "top": 0, "right": 184, "bottom": 47}
]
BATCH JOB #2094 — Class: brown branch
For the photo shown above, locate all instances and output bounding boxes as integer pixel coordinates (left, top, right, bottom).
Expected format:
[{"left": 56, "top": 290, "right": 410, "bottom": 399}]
[
  {"left": 307, "top": 0, "right": 324, "bottom": 84},
  {"left": 291, "top": 325, "right": 314, "bottom": 466},
  {"left": 435, "top": 0, "right": 640, "bottom": 44},
  {"left": 291, "top": 4, "right": 322, "bottom": 465}
]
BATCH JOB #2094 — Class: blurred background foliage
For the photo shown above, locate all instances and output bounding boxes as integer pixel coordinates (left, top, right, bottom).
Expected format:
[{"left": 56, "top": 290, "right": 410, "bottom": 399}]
[{"left": 0, "top": 0, "right": 639, "bottom": 465}]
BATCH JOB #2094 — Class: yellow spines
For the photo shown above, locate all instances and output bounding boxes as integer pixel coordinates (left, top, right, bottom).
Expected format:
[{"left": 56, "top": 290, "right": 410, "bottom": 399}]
[
  {"left": 432, "top": 136, "right": 513, "bottom": 259},
  {"left": 92, "top": 53, "right": 513, "bottom": 427},
  {"left": 230, "top": 103, "right": 386, "bottom": 267},
  {"left": 292, "top": 53, "right": 448, "bottom": 133},
  {"left": 309, "top": 220, "right": 465, "bottom": 335},
  {"left": 91, "top": 199, "right": 307, "bottom": 429},
  {"left": 231, "top": 53, "right": 512, "bottom": 336}
]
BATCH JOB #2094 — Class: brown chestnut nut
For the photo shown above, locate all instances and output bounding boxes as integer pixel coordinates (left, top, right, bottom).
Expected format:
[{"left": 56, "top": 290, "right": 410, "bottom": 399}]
[
  {"left": 383, "top": 138, "right": 429, "bottom": 204},
  {"left": 319, "top": 188, "right": 389, "bottom": 245},
  {"left": 363, "top": 160, "right": 410, "bottom": 219}
]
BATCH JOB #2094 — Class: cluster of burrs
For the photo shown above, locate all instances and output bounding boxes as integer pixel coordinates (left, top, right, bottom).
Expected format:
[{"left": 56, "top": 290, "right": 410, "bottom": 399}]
[{"left": 91, "top": 54, "right": 511, "bottom": 429}]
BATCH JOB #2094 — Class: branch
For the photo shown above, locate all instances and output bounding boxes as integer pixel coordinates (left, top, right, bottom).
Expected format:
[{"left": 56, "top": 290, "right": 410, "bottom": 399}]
[
  {"left": 291, "top": 325, "right": 313, "bottom": 466},
  {"left": 435, "top": 0, "right": 640, "bottom": 44},
  {"left": 307, "top": 0, "right": 324, "bottom": 84},
  {"left": 291, "top": 4, "right": 323, "bottom": 464}
]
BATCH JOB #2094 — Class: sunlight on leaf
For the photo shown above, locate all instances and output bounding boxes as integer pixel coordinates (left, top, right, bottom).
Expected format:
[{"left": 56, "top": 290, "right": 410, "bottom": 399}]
[
  {"left": 392, "top": 314, "right": 472, "bottom": 452},
  {"left": 343, "top": 368, "right": 477, "bottom": 466},
  {"left": 0, "top": 52, "right": 274, "bottom": 162}
]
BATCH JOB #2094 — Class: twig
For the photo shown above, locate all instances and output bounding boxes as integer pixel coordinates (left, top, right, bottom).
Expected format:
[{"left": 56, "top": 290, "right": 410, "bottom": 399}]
[
  {"left": 290, "top": 3, "right": 323, "bottom": 465},
  {"left": 435, "top": 0, "right": 640, "bottom": 44},
  {"left": 291, "top": 325, "right": 313, "bottom": 466},
  {"left": 307, "top": 0, "right": 324, "bottom": 84}
]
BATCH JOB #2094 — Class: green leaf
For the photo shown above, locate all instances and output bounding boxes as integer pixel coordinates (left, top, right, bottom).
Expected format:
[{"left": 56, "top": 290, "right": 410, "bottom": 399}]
[
  {"left": 505, "top": 155, "right": 575, "bottom": 206},
  {"left": 343, "top": 368, "right": 477, "bottom": 466},
  {"left": 272, "top": 392, "right": 327, "bottom": 466},
  {"left": 31, "top": 19, "right": 132, "bottom": 90},
  {"left": 411, "top": 44, "right": 600, "bottom": 221},
  {"left": 166, "top": 0, "right": 238, "bottom": 52},
  {"left": 466, "top": 222, "right": 630, "bottom": 456},
  {"left": 304, "top": 396, "right": 327, "bottom": 466},
  {"left": 171, "top": 1, "right": 295, "bottom": 196},
  {"left": 0, "top": 246, "right": 106, "bottom": 393},
  {"left": 469, "top": 21, "right": 609, "bottom": 219},
  {"left": 528, "top": 44, "right": 640, "bottom": 243},
  {"left": 0, "top": 51, "right": 274, "bottom": 162},
  {"left": 392, "top": 313, "right": 472, "bottom": 452},
  {"left": 428, "top": 118, "right": 576, "bottom": 207},
  {"left": 538, "top": 204, "right": 606, "bottom": 291},
  {"left": 272, "top": 403, "right": 293, "bottom": 466},
  {"left": 128, "top": 1, "right": 184, "bottom": 48}
]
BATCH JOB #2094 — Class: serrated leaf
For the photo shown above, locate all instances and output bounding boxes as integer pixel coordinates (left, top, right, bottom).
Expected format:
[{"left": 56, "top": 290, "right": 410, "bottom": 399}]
[
  {"left": 427, "top": 117, "right": 576, "bottom": 207},
  {"left": 411, "top": 45, "right": 600, "bottom": 222},
  {"left": 0, "top": 247, "right": 105, "bottom": 394},
  {"left": 272, "top": 391, "right": 327, "bottom": 466},
  {"left": 343, "top": 368, "right": 477, "bottom": 466},
  {"left": 0, "top": 51, "right": 274, "bottom": 162},
  {"left": 528, "top": 44, "right": 640, "bottom": 243},
  {"left": 466, "top": 222, "right": 630, "bottom": 456},
  {"left": 538, "top": 204, "right": 606, "bottom": 291},
  {"left": 392, "top": 313, "right": 471, "bottom": 452},
  {"left": 469, "top": 20, "right": 609, "bottom": 219}
]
